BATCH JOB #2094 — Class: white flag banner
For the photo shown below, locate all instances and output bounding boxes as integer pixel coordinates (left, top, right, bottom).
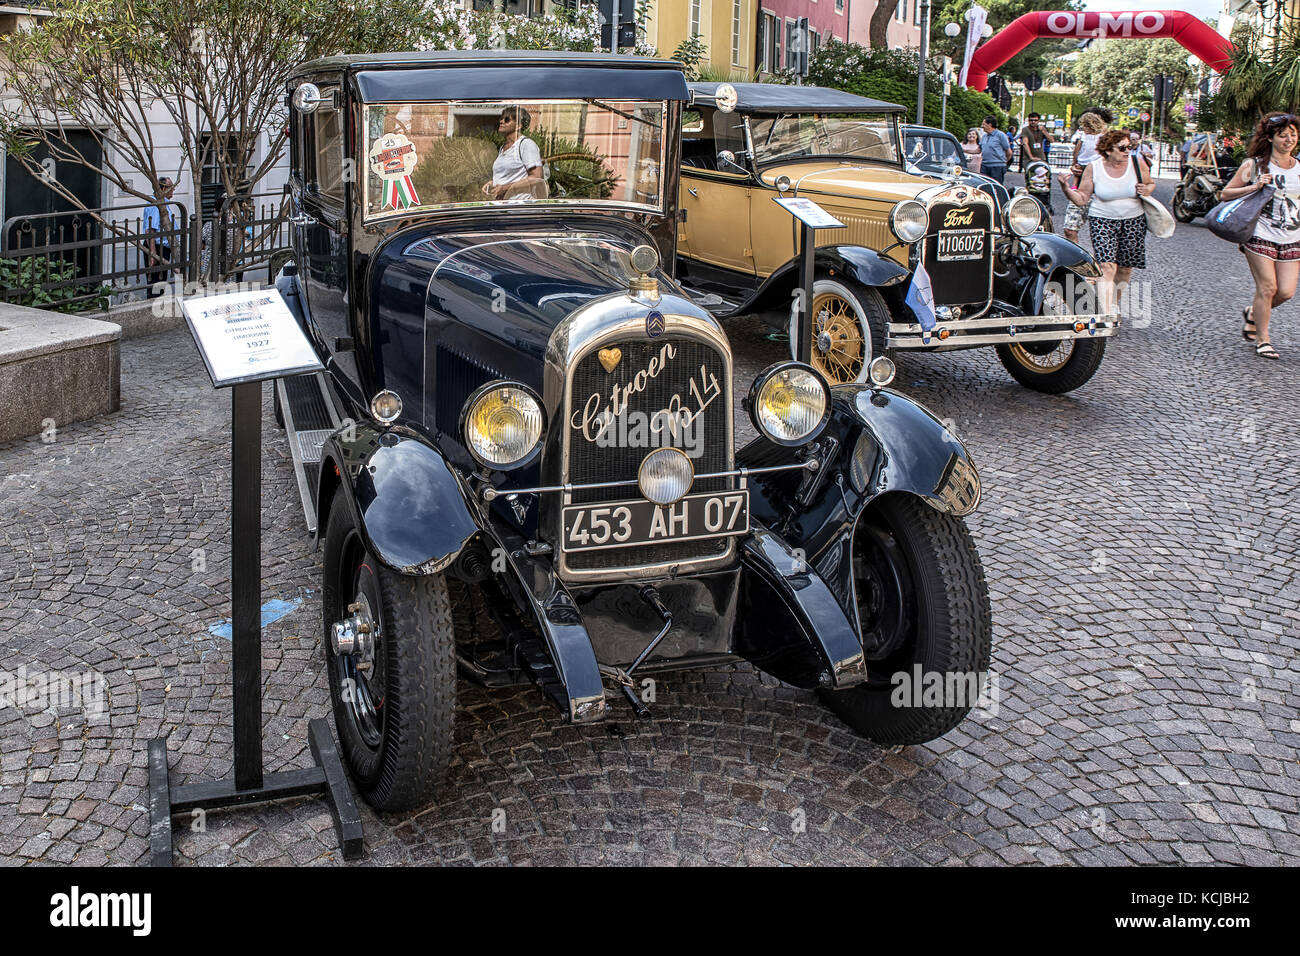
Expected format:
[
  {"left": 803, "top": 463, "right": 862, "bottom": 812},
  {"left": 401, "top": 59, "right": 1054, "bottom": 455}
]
[{"left": 958, "top": 4, "right": 988, "bottom": 88}]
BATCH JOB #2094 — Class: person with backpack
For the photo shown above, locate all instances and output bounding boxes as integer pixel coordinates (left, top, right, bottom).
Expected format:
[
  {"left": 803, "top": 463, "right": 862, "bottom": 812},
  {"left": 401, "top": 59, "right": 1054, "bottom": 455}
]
[
  {"left": 1219, "top": 111, "right": 1300, "bottom": 360},
  {"left": 1058, "top": 128, "right": 1155, "bottom": 315}
]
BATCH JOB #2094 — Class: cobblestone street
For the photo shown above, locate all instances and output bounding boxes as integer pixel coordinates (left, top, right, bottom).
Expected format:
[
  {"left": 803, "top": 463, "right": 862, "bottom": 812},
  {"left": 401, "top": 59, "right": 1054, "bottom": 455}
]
[{"left": 1, "top": 179, "right": 1297, "bottom": 866}]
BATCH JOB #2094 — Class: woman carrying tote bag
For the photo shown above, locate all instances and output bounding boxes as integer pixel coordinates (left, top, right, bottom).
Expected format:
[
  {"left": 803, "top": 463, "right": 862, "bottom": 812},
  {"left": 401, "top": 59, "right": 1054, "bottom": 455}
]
[
  {"left": 1059, "top": 129, "right": 1156, "bottom": 316},
  {"left": 1220, "top": 112, "right": 1300, "bottom": 359}
]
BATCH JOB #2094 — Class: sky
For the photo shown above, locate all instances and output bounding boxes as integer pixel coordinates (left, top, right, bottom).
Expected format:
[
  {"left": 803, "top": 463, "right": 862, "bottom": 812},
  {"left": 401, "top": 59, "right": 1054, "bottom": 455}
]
[{"left": 1080, "top": 0, "right": 1224, "bottom": 22}]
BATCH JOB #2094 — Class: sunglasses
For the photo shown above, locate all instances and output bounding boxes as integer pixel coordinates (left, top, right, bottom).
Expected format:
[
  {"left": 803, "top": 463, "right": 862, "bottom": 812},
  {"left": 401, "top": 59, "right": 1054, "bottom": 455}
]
[{"left": 1115, "top": 145, "right": 1132, "bottom": 152}]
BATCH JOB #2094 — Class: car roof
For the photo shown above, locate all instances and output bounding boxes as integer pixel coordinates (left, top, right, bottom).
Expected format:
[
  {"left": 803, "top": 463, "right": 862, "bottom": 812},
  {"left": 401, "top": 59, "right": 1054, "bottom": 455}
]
[
  {"left": 902, "top": 125, "right": 959, "bottom": 140},
  {"left": 290, "top": 50, "right": 691, "bottom": 103},
  {"left": 688, "top": 82, "right": 903, "bottom": 115}
]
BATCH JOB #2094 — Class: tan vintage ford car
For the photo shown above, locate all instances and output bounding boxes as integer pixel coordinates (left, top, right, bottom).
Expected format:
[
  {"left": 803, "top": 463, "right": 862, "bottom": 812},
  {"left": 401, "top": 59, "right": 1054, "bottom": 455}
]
[{"left": 675, "top": 82, "right": 1117, "bottom": 393}]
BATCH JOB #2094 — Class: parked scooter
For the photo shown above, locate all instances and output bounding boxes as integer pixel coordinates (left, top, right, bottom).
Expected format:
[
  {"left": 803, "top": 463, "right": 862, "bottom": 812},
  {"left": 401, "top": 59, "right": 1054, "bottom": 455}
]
[{"left": 1173, "top": 165, "right": 1228, "bottom": 223}]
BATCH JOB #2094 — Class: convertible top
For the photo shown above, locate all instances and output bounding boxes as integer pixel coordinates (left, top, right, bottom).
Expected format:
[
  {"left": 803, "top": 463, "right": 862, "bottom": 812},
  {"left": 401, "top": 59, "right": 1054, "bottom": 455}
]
[
  {"left": 290, "top": 50, "right": 690, "bottom": 103},
  {"left": 689, "top": 82, "right": 904, "bottom": 115}
]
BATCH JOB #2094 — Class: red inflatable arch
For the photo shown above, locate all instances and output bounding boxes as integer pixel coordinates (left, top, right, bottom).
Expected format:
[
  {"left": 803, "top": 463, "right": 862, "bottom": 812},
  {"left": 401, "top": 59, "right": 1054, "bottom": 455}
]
[{"left": 965, "top": 10, "right": 1234, "bottom": 92}]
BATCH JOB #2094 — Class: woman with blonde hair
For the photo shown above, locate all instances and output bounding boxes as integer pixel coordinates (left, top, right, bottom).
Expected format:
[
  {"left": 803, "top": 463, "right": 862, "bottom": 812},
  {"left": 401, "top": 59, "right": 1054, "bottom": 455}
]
[
  {"left": 963, "top": 129, "right": 982, "bottom": 173},
  {"left": 1062, "top": 110, "right": 1109, "bottom": 242}
]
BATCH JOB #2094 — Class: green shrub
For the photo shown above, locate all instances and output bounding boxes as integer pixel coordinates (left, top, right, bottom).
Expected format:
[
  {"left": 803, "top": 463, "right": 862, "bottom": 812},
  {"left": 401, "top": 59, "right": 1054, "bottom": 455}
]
[{"left": 0, "top": 256, "right": 110, "bottom": 313}]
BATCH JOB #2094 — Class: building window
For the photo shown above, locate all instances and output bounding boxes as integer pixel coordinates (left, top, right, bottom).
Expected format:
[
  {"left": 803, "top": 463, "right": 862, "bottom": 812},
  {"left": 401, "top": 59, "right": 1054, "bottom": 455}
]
[
  {"left": 732, "top": 0, "right": 742, "bottom": 66},
  {"left": 913, "top": 0, "right": 920, "bottom": 25},
  {"left": 835, "top": 0, "right": 844, "bottom": 13},
  {"left": 896, "top": 0, "right": 905, "bottom": 22},
  {"left": 690, "top": 0, "right": 701, "bottom": 37},
  {"left": 758, "top": 10, "right": 780, "bottom": 73},
  {"left": 785, "top": 18, "right": 800, "bottom": 70}
]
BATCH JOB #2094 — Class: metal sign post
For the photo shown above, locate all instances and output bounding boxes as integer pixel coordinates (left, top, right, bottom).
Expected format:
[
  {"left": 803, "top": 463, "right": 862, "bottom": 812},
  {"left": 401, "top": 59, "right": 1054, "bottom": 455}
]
[
  {"left": 775, "top": 197, "right": 846, "bottom": 365},
  {"left": 148, "top": 288, "right": 362, "bottom": 866}
]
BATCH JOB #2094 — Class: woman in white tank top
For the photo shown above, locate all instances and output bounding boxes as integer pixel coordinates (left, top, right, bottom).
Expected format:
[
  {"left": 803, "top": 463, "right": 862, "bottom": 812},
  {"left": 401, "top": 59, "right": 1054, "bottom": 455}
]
[
  {"left": 1059, "top": 129, "right": 1154, "bottom": 314},
  {"left": 1219, "top": 111, "right": 1300, "bottom": 359}
]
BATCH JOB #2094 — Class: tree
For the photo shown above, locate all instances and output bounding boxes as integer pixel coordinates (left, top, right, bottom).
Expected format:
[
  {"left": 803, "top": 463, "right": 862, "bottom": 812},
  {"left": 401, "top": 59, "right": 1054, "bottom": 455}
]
[
  {"left": 1208, "top": 21, "right": 1300, "bottom": 134},
  {"left": 930, "top": 0, "right": 1082, "bottom": 82},
  {"left": 1072, "top": 37, "right": 1198, "bottom": 134},
  {"left": 868, "top": 1, "right": 898, "bottom": 50},
  {"left": 0, "top": 0, "right": 606, "bottom": 236}
]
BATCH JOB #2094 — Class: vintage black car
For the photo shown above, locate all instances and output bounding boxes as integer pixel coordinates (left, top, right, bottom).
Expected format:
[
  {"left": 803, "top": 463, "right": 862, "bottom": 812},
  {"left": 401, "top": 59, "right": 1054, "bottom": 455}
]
[
  {"left": 677, "top": 83, "right": 1117, "bottom": 394},
  {"left": 273, "top": 51, "right": 992, "bottom": 810}
]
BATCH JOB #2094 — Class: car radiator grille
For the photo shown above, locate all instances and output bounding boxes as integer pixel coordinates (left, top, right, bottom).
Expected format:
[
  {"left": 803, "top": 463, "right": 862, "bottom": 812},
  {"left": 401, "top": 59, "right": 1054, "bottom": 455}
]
[
  {"left": 923, "top": 201, "right": 993, "bottom": 308},
  {"left": 564, "top": 336, "right": 731, "bottom": 572}
]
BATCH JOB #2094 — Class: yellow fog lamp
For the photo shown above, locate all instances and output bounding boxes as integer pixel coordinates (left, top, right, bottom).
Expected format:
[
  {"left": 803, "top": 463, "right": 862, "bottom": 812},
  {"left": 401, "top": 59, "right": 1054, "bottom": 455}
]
[
  {"left": 747, "top": 362, "right": 830, "bottom": 447},
  {"left": 460, "top": 381, "right": 545, "bottom": 470}
]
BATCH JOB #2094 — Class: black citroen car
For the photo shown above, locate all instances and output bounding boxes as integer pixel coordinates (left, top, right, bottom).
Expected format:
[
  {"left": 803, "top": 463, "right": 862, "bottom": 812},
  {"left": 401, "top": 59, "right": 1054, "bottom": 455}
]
[{"left": 273, "top": 51, "right": 992, "bottom": 810}]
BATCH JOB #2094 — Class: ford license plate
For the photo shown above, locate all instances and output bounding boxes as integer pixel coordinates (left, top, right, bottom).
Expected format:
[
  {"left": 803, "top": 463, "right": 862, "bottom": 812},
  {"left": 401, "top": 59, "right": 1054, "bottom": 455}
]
[
  {"left": 562, "top": 490, "right": 749, "bottom": 552},
  {"left": 937, "top": 228, "right": 984, "bottom": 261}
]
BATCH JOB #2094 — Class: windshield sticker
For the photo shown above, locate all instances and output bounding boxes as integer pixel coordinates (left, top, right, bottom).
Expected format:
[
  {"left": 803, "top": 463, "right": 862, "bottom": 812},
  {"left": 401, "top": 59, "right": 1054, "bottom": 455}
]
[{"left": 369, "top": 133, "right": 421, "bottom": 210}]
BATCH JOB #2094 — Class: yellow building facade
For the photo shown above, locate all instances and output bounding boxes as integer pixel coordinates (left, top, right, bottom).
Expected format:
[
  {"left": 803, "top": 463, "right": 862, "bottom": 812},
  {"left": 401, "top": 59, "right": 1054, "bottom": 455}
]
[{"left": 644, "top": 0, "right": 757, "bottom": 80}]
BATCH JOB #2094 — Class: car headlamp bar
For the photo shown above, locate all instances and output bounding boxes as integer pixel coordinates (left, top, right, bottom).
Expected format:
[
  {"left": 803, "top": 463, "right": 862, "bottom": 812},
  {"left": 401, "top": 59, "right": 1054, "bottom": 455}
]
[{"left": 479, "top": 459, "right": 817, "bottom": 502}]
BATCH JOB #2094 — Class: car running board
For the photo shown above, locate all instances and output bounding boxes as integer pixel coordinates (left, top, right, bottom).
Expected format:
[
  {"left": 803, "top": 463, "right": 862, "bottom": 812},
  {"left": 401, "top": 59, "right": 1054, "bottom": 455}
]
[{"left": 276, "top": 373, "right": 343, "bottom": 534}]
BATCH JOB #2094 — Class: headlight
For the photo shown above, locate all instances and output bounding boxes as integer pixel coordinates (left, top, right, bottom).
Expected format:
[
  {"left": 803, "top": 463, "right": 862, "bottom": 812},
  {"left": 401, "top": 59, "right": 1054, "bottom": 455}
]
[
  {"left": 867, "top": 356, "right": 896, "bottom": 389},
  {"left": 370, "top": 389, "right": 403, "bottom": 424},
  {"left": 638, "top": 447, "right": 695, "bottom": 505},
  {"left": 461, "top": 381, "right": 545, "bottom": 470},
  {"left": 890, "top": 200, "right": 928, "bottom": 243},
  {"left": 1006, "top": 195, "right": 1042, "bottom": 236},
  {"left": 747, "top": 362, "right": 830, "bottom": 446}
]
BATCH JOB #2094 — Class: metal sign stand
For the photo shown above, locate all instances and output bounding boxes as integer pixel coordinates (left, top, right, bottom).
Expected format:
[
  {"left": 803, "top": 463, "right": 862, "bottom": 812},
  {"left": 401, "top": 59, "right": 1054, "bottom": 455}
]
[
  {"left": 775, "top": 197, "right": 846, "bottom": 365},
  {"left": 148, "top": 290, "right": 361, "bottom": 866}
]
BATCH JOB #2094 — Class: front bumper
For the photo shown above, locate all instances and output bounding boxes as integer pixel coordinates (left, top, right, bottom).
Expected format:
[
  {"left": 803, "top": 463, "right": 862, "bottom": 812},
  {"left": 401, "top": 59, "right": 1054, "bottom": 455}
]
[{"left": 887, "top": 313, "right": 1120, "bottom": 350}]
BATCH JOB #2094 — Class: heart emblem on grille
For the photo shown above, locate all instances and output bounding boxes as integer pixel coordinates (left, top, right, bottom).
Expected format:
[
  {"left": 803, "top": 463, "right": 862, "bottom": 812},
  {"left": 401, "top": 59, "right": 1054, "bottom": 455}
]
[{"left": 598, "top": 347, "right": 622, "bottom": 373}]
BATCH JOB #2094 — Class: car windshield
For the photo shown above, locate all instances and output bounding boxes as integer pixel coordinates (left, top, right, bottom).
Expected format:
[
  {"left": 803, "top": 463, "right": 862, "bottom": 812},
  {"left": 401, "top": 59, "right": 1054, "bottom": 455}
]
[
  {"left": 906, "top": 135, "right": 963, "bottom": 170},
  {"left": 749, "top": 112, "right": 900, "bottom": 166},
  {"left": 362, "top": 98, "right": 667, "bottom": 220}
]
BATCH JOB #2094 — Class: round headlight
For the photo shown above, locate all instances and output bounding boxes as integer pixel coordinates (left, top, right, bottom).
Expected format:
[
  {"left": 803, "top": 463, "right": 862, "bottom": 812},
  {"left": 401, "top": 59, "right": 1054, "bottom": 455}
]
[
  {"left": 1007, "top": 195, "right": 1042, "bottom": 236},
  {"left": 638, "top": 447, "right": 694, "bottom": 505},
  {"left": 890, "top": 200, "right": 928, "bottom": 243},
  {"left": 749, "top": 362, "right": 829, "bottom": 446},
  {"left": 868, "top": 356, "right": 896, "bottom": 389},
  {"left": 370, "top": 389, "right": 403, "bottom": 424},
  {"left": 461, "top": 382, "right": 545, "bottom": 470}
]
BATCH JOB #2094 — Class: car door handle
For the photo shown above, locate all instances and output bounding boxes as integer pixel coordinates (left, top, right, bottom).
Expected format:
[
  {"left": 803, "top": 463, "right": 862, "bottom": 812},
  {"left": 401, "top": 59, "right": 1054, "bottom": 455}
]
[
  {"left": 290, "top": 212, "right": 317, "bottom": 227},
  {"left": 687, "top": 187, "right": 698, "bottom": 198}
]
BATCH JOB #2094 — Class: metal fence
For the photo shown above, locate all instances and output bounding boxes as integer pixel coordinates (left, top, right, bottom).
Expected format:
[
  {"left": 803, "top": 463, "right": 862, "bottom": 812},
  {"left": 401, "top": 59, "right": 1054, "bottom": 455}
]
[{"left": 1, "top": 192, "right": 292, "bottom": 312}]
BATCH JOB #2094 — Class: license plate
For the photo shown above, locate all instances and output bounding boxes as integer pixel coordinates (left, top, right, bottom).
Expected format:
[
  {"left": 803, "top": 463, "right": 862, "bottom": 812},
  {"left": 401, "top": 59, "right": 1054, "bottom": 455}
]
[
  {"left": 937, "top": 228, "right": 984, "bottom": 261},
  {"left": 562, "top": 491, "right": 749, "bottom": 553}
]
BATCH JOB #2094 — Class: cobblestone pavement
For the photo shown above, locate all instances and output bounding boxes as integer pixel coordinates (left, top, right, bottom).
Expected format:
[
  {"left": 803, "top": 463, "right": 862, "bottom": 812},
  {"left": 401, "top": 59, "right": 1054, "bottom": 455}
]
[{"left": 1, "top": 179, "right": 1297, "bottom": 866}]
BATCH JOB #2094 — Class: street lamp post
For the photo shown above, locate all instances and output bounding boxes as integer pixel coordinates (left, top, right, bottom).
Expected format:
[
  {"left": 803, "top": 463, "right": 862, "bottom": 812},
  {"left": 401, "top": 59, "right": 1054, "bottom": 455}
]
[{"left": 916, "top": 0, "right": 932, "bottom": 125}]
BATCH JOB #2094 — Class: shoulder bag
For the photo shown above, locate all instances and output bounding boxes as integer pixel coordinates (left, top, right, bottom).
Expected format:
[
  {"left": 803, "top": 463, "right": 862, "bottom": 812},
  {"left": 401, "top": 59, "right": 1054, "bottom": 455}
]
[
  {"left": 1133, "top": 155, "right": 1176, "bottom": 239},
  {"left": 1205, "top": 158, "right": 1274, "bottom": 243}
]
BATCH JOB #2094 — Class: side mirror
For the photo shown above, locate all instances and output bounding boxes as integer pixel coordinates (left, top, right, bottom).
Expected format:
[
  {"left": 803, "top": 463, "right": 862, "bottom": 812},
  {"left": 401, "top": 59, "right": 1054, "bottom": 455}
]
[{"left": 716, "top": 150, "right": 748, "bottom": 175}]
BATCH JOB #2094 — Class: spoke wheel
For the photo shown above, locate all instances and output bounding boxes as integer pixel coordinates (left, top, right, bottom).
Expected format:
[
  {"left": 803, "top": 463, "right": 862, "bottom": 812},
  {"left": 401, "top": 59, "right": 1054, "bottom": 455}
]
[
  {"left": 788, "top": 278, "right": 887, "bottom": 385},
  {"left": 995, "top": 278, "right": 1107, "bottom": 394}
]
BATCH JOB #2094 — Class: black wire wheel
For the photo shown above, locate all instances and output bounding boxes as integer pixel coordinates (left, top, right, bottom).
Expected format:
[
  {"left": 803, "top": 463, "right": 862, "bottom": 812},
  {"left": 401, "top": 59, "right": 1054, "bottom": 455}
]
[
  {"left": 1171, "top": 186, "right": 1197, "bottom": 223},
  {"left": 818, "top": 494, "right": 992, "bottom": 746},
  {"left": 322, "top": 496, "right": 458, "bottom": 811}
]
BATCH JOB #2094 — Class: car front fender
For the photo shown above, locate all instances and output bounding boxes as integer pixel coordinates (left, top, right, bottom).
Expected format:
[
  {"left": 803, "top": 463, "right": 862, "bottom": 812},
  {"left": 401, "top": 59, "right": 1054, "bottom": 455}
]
[
  {"left": 748, "top": 245, "right": 911, "bottom": 316},
  {"left": 317, "top": 424, "right": 480, "bottom": 575}
]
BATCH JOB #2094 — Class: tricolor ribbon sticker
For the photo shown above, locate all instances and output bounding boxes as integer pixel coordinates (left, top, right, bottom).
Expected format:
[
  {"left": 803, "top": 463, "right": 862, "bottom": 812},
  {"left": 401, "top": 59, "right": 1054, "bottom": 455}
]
[{"left": 368, "top": 133, "right": 421, "bottom": 211}]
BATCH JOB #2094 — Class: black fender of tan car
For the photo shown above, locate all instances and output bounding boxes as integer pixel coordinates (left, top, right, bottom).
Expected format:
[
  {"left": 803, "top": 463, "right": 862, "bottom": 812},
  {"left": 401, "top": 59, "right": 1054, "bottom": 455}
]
[
  {"left": 1010, "top": 231, "right": 1100, "bottom": 316},
  {"left": 315, "top": 423, "right": 480, "bottom": 575},
  {"left": 745, "top": 245, "right": 912, "bottom": 318},
  {"left": 737, "top": 384, "right": 979, "bottom": 630}
]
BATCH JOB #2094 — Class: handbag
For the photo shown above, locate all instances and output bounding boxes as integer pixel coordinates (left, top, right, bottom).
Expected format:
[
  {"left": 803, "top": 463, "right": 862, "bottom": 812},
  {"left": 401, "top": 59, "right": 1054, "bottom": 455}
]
[
  {"left": 1132, "top": 155, "right": 1176, "bottom": 238},
  {"left": 1205, "top": 158, "right": 1274, "bottom": 243}
]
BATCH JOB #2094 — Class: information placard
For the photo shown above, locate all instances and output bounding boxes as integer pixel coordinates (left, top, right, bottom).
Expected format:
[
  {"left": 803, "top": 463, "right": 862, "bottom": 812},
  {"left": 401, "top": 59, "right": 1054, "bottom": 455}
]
[
  {"left": 774, "top": 197, "right": 846, "bottom": 230},
  {"left": 181, "top": 288, "right": 323, "bottom": 388}
]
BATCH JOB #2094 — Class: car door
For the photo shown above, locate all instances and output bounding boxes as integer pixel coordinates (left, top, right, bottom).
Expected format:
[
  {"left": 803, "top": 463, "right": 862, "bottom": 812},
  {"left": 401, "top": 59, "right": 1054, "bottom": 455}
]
[
  {"left": 678, "top": 107, "right": 754, "bottom": 276},
  {"left": 292, "top": 86, "right": 361, "bottom": 400}
]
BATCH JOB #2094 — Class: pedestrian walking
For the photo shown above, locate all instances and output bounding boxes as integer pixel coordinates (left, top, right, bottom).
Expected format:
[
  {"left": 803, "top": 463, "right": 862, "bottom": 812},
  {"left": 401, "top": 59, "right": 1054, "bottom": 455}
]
[
  {"left": 1058, "top": 128, "right": 1155, "bottom": 315},
  {"left": 963, "top": 129, "right": 982, "bottom": 173},
  {"left": 143, "top": 176, "right": 176, "bottom": 297},
  {"left": 980, "top": 116, "right": 1011, "bottom": 184},
  {"left": 1019, "top": 112, "right": 1054, "bottom": 165},
  {"left": 1063, "top": 111, "right": 1109, "bottom": 243},
  {"left": 1219, "top": 111, "right": 1300, "bottom": 360}
]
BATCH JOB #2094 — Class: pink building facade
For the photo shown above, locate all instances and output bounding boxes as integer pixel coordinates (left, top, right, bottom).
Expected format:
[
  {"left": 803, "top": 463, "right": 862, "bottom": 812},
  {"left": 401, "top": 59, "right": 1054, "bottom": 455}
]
[
  {"left": 846, "top": 0, "right": 922, "bottom": 51},
  {"left": 755, "top": 0, "right": 852, "bottom": 75}
]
